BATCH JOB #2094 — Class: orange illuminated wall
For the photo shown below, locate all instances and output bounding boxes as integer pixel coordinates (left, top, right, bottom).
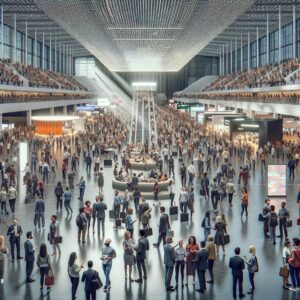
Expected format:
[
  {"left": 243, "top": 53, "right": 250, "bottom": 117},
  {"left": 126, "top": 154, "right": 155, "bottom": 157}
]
[{"left": 35, "top": 121, "right": 63, "bottom": 135}]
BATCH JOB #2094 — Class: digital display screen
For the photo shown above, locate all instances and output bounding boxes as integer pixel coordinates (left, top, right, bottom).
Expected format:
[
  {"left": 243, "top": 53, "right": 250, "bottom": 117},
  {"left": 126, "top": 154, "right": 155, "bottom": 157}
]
[{"left": 267, "top": 165, "right": 286, "bottom": 197}]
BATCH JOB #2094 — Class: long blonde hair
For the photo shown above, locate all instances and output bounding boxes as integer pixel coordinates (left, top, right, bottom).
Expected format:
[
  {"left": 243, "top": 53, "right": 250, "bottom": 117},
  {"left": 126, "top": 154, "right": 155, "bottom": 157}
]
[{"left": 0, "top": 235, "right": 5, "bottom": 249}]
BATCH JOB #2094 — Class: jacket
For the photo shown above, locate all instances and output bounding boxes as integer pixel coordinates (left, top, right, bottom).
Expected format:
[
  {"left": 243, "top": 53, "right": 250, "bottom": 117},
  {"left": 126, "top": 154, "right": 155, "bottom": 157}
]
[
  {"left": 159, "top": 213, "right": 170, "bottom": 234},
  {"left": 6, "top": 224, "right": 22, "bottom": 242},
  {"left": 206, "top": 241, "right": 216, "bottom": 260},
  {"left": 289, "top": 248, "right": 300, "bottom": 268},
  {"left": 163, "top": 244, "right": 176, "bottom": 267},
  {"left": 229, "top": 255, "right": 245, "bottom": 276},
  {"left": 24, "top": 239, "right": 35, "bottom": 262},
  {"left": 81, "top": 268, "right": 100, "bottom": 292},
  {"left": 35, "top": 199, "right": 45, "bottom": 213},
  {"left": 93, "top": 202, "right": 107, "bottom": 219},
  {"left": 194, "top": 248, "right": 209, "bottom": 270},
  {"left": 135, "top": 237, "right": 149, "bottom": 260}
]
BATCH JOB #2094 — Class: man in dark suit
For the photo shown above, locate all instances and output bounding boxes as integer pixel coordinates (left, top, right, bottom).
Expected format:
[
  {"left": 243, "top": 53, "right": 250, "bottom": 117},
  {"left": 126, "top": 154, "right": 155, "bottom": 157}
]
[
  {"left": 81, "top": 260, "right": 101, "bottom": 300},
  {"left": 194, "top": 240, "right": 209, "bottom": 293},
  {"left": 24, "top": 231, "right": 35, "bottom": 282},
  {"left": 163, "top": 236, "right": 176, "bottom": 292},
  {"left": 134, "top": 229, "right": 149, "bottom": 283},
  {"left": 93, "top": 196, "right": 107, "bottom": 235},
  {"left": 153, "top": 207, "right": 171, "bottom": 248},
  {"left": 229, "top": 247, "right": 245, "bottom": 299},
  {"left": 6, "top": 218, "right": 23, "bottom": 262},
  {"left": 262, "top": 199, "right": 271, "bottom": 238},
  {"left": 35, "top": 195, "right": 45, "bottom": 229}
]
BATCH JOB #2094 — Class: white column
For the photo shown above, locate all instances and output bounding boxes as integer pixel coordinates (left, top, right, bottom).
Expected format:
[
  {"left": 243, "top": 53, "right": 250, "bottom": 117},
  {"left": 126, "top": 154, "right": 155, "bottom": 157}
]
[
  {"left": 257, "top": 27, "right": 259, "bottom": 67},
  {"left": 26, "top": 110, "right": 32, "bottom": 126},
  {"left": 49, "top": 33, "right": 52, "bottom": 71},
  {"left": 0, "top": 6, "right": 3, "bottom": 59},
  {"left": 226, "top": 43, "right": 229, "bottom": 74},
  {"left": 230, "top": 40, "right": 233, "bottom": 73},
  {"left": 13, "top": 14, "right": 16, "bottom": 62},
  {"left": 50, "top": 107, "right": 54, "bottom": 115},
  {"left": 62, "top": 45, "right": 64, "bottom": 74},
  {"left": 54, "top": 39, "right": 57, "bottom": 72},
  {"left": 235, "top": 37, "right": 237, "bottom": 73},
  {"left": 293, "top": 5, "right": 296, "bottom": 58},
  {"left": 63, "top": 106, "right": 67, "bottom": 115},
  {"left": 278, "top": 5, "right": 282, "bottom": 62},
  {"left": 247, "top": 32, "right": 250, "bottom": 70},
  {"left": 25, "top": 21, "right": 28, "bottom": 65},
  {"left": 34, "top": 29, "right": 37, "bottom": 67},
  {"left": 266, "top": 14, "right": 269, "bottom": 64},
  {"left": 59, "top": 43, "right": 61, "bottom": 73},
  {"left": 42, "top": 32, "right": 45, "bottom": 70},
  {"left": 241, "top": 34, "right": 243, "bottom": 71},
  {"left": 219, "top": 48, "right": 221, "bottom": 75},
  {"left": 223, "top": 45, "right": 225, "bottom": 75},
  {"left": 0, "top": 113, "right": 2, "bottom": 130}
]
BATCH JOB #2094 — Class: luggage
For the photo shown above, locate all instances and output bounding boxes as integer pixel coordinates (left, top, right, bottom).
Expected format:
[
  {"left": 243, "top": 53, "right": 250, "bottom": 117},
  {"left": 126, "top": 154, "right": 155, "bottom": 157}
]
[
  {"left": 180, "top": 213, "right": 189, "bottom": 222},
  {"left": 115, "top": 219, "right": 121, "bottom": 227},
  {"left": 121, "top": 218, "right": 126, "bottom": 224},
  {"left": 109, "top": 210, "right": 115, "bottom": 219},
  {"left": 120, "top": 212, "right": 126, "bottom": 219},
  {"left": 224, "top": 234, "right": 230, "bottom": 245},
  {"left": 287, "top": 219, "right": 292, "bottom": 228},
  {"left": 45, "top": 273, "right": 55, "bottom": 286},
  {"left": 199, "top": 189, "right": 205, "bottom": 196},
  {"left": 91, "top": 275, "right": 103, "bottom": 290},
  {"left": 258, "top": 214, "right": 264, "bottom": 222},
  {"left": 104, "top": 159, "right": 112, "bottom": 166},
  {"left": 279, "top": 266, "right": 289, "bottom": 278},
  {"left": 54, "top": 236, "right": 63, "bottom": 244},
  {"left": 179, "top": 157, "right": 183, "bottom": 162},
  {"left": 169, "top": 206, "right": 178, "bottom": 215},
  {"left": 144, "top": 227, "right": 153, "bottom": 237},
  {"left": 172, "top": 151, "right": 178, "bottom": 157}
]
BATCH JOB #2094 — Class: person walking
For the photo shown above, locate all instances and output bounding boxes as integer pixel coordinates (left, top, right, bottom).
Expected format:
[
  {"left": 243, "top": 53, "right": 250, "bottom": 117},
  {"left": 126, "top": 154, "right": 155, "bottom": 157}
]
[
  {"left": 226, "top": 179, "right": 235, "bottom": 207},
  {"left": 8, "top": 184, "right": 17, "bottom": 215},
  {"left": 86, "top": 153, "right": 92, "bottom": 173},
  {"left": 210, "top": 178, "right": 219, "bottom": 212},
  {"left": 214, "top": 216, "right": 226, "bottom": 255},
  {"left": 68, "top": 252, "right": 84, "bottom": 300},
  {"left": 35, "top": 195, "right": 45, "bottom": 230},
  {"left": 282, "top": 240, "right": 291, "bottom": 290},
  {"left": 125, "top": 208, "right": 136, "bottom": 237},
  {"left": 206, "top": 235, "right": 216, "bottom": 284},
  {"left": 179, "top": 186, "right": 189, "bottom": 214},
  {"left": 185, "top": 236, "right": 199, "bottom": 286},
  {"left": 268, "top": 205, "right": 278, "bottom": 245},
  {"left": 288, "top": 237, "right": 300, "bottom": 291},
  {"left": 168, "top": 180, "right": 175, "bottom": 207},
  {"left": 187, "top": 162, "right": 196, "bottom": 186},
  {"left": 123, "top": 231, "right": 135, "bottom": 282},
  {"left": 84, "top": 201, "right": 93, "bottom": 233},
  {"left": 24, "top": 231, "right": 35, "bottom": 283},
  {"left": 49, "top": 215, "right": 60, "bottom": 256},
  {"left": 77, "top": 207, "right": 88, "bottom": 244},
  {"left": 229, "top": 247, "right": 245, "bottom": 299},
  {"left": 0, "top": 187, "right": 9, "bottom": 216},
  {"left": 174, "top": 240, "right": 186, "bottom": 289},
  {"left": 241, "top": 188, "right": 248, "bottom": 218},
  {"left": 0, "top": 235, "right": 8, "bottom": 284},
  {"left": 101, "top": 239, "right": 116, "bottom": 292},
  {"left": 153, "top": 207, "right": 171, "bottom": 248},
  {"left": 113, "top": 191, "right": 121, "bottom": 220},
  {"left": 36, "top": 243, "right": 52, "bottom": 294},
  {"left": 244, "top": 245, "right": 259, "bottom": 294},
  {"left": 277, "top": 201, "right": 290, "bottom": 239},
  {"left": 64, "top": 186, "right": 73, "bottom": 214},
  {"left": 54, "top": 181, "right": 64, "bottom": 212},
  {"left": 164, "top": 236, "right": 176, "bottom": 292},
  {"left": 194, "top": 240, "right": 209, "bottom": 294},
  {"left": 93, "top": 196, "right": 107, "bottom": 235},
  {"left": 81, "top": 260, "right": 101, "bottom": 300},
  {"left": 77, "top": 176, "right": 86, "bottom": 202},
  {"left": 6, "top": 218, "right": 23, "bottom": 262},
  {"left": 153, "top": 179, "right": 160, "bottom": 205},
  {"left": 98, "top": 167, "right": 104, "bottom": 193},
  {"left": 134, "top": 229, "right": 149, "bottom": 283},
  {"left": 201, "top": 211, "right": 211, "bottom": 241},
  {"left": 262, "top": 199, "right": 271, "bottom": 238}
]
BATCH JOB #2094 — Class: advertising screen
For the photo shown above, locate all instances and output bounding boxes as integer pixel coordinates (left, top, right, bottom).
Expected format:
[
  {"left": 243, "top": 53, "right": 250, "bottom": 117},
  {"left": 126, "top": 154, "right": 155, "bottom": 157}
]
[{"left": 267, "top": 165, "right": 286, "bottom": 197}]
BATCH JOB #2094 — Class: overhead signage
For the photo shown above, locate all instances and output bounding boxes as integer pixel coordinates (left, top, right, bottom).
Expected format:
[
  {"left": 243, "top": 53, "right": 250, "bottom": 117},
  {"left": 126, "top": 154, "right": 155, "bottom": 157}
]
[{"left": 76, "top": 105, "right": 96, "bottom": 111}]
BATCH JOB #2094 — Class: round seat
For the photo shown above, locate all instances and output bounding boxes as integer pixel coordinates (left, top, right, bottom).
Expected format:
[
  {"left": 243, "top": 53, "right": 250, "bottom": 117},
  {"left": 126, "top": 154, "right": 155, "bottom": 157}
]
[{"left": 112, "top": 178, "right": 171, "bottom": 192}]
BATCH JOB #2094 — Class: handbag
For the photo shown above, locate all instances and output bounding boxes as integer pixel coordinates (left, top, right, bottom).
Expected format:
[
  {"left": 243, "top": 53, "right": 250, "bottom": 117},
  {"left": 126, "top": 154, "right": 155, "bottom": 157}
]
[
  {"left": 279, "top": 266, "right": 289, "bottom": 278},
  {"left": 224, "top": 234, "right": 230, "bottom": 245},
  {"left": 45, "top": 272, "right": 55, "bottom": 286},
  {"left": 54, "top": 236, "right": 63, "bottom": 244},
  {"left": 180, "top": 213, "right": 189, "bottom": 222},
  {"left": 91, "top": 273, "right": 103, "bottom": 290},
  {"left": 120, "top": 212, "right": 126, "bottom": 219},
  {"left": 115, "top": 219, "right": 121, "bottom": 227},
  {"left": 297, "top": 219, "right": 300, "bottom": 226},
  {"left": 144, "top": 227, "right": 153, "bottom": 237},
  {"left": 109, "top": 210, "right": 115, "bottom": 219},
  {"left": 258, "top": 214, "right": 264, "bottom": 222},
  {"left": 287, "top": 219, "right": 292, "bottom": 228},
  {"left": 169, "top": 206, "right": 178, "bottom": 215}
]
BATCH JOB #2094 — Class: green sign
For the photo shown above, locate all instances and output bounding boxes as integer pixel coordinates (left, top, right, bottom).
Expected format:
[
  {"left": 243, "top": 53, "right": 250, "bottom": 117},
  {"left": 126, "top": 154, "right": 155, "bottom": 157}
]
[{"left": 177, "top": 104, "right": 189, "bottom": 109}]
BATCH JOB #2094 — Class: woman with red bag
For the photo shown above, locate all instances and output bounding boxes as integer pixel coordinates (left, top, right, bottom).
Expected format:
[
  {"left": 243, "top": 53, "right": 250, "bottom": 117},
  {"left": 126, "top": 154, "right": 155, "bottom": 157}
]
[
  {"left": 36, "top": 243, "right": 52, "bottom": 294},
  {"left": 288, "top": 238, "right": 300, "bottom": 291}
]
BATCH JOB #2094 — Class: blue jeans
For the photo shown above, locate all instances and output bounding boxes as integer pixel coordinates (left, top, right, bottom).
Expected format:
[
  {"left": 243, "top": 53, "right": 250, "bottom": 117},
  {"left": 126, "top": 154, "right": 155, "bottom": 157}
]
[
  {"left": 102, "top": 263, "right": 112, "bottom": 286},
  {"left": 79, "top": 188, "right": 85, "bottom": 201},
  {"left": 289, "top": 265, "right": 300, "bottom": 288}
]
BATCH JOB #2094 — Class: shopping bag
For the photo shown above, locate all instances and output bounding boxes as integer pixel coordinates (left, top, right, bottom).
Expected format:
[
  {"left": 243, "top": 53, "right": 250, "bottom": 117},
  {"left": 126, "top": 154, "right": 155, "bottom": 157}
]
[
  {"left": 224, "top": 234, "right": 230, "bottom": 245},
  {"left": 169, "top": 206, "right": 178, "bottom": 215},
  {"left": 279, "top": 267, "right": 289, "bottom": 278},
  {"left": 54, "top": 236, "right": 63, "bottom": 244},
  {"left": 45, "top": 273, "right": 55, "bottom": 286},
  {"left": 287, "top": 219, "right": 292, "bottom": 228}
]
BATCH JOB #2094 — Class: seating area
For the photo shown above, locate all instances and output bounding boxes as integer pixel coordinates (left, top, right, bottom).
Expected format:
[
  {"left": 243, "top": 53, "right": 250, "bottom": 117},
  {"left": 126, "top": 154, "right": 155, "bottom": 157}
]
[
  {"left": 203, "top": 58, "right": 300, "bottom": 91},
  {"left": 0, "top": 60, "right": 23, "bottom": 86}
]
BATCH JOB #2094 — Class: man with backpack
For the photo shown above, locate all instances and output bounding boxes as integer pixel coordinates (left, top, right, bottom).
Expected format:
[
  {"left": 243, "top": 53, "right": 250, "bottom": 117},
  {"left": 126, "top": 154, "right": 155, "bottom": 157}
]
[{"left": 77, "top": 207, "right": 88, "bottom": 244}]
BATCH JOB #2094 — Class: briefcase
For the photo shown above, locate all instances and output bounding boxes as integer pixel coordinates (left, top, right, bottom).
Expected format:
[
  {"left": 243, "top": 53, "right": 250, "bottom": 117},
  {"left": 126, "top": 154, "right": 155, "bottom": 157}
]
[
  {"left": 279, "top": 266, "right": 289, "bottom": 278},
  {"left": 109, "top": 210, "right": 115, "bottom": 219},
  {"left": 180, "top": 213, "right": 189, "bottom": 222},
  {"left": 258, "top": 214, "right": 264, "bottom": 222},
  {"left": 54, "top": 236, "right": 63, "bottom": 244},
  {"left": 172, "top": 151, "right": 178, "bottom": 157},
  {"left": 169, "top": 206, "right": 178, "bottom": 215},
  {"left": 115, "top": 219, "right": 121, "bottom": 227},
  {"left": 297, "top": 219, "right": 300, "bottom": 226},
  {"left": 145, "top": 227, "right": 153, "bottom": 237},
  {"left": 91, "top": 276, "right": 103, "bottom": 290},
  {"left": 179, "top": 157, "right": 183, "bottom": 162},
  {"left": 287, "top": 219, "right": 292, "bottom": 228},
  {"left": 104, "top": 159, "right": 112, "bottom": 167},
  {"left": 224, "top": 234, "right": 230, "bottom": 245},
  {"left": 121, "top": 218, "right": 126, "bottom": 224},
  {"left": 45, "top": 273, "right": 55, "bottom": 286},
  {"left": 120, "top": 212, "right": 126, "bottom": 219}
]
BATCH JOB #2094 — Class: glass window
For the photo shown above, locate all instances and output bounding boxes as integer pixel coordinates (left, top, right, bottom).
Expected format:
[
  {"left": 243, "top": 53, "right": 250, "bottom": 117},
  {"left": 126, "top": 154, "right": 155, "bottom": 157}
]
[{"left": 75, "top": 57, "right": 95, "bottom": 76}]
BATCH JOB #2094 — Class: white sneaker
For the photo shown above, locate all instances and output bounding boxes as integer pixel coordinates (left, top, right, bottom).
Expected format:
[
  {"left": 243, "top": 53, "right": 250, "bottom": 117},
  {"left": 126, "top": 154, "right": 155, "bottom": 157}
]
[
  {"left": 289, "top": 287, "right": 297, "bottom": 291},
  {"left": 0, "top": 278, "right": 4, "bottom": 284}
]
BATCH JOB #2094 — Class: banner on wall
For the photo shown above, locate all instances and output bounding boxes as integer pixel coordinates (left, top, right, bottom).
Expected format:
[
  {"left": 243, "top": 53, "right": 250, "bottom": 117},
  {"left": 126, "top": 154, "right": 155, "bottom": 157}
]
[{"left": 267, "top": 165, "right": 286, "bottom": 197}]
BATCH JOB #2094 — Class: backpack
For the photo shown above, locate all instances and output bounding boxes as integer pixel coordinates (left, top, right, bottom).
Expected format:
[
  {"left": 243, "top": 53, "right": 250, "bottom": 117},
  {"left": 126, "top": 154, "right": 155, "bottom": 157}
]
[{"left": 76, "top": 214, "right": 83, "bottom": 229}]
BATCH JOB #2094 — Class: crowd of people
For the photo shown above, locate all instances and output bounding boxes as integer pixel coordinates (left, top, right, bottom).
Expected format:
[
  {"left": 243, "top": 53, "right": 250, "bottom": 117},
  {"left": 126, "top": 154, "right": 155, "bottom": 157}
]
[
  {"left": 0, "top": 105, "right": 299, "bottom": 300},
  {"left": 0, "top": 59, "right": 23, "bottom": 86}
]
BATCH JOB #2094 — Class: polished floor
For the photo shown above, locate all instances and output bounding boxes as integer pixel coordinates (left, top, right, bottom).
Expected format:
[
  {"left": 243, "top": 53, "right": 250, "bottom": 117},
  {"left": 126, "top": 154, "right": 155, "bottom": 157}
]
[{"left": 0, "top": 141, "right": 300, "bottom": 300}]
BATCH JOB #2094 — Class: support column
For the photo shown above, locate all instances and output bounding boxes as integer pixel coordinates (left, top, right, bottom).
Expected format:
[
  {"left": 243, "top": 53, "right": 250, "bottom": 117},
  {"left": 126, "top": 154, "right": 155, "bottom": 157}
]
[
  {"left": 0, "top": 6, "right": 3, "bottom": 59},
  {"left": 42, "top": 32, "right": 45, "bottom": 70},
  {"left": 223, "top": 45, "right": 225, "bottom": 75},
  {"left": 54, "top": 39, "right": 57, "bottom": 72},
  {"left": 13, "top": 14, "right": 16, "bottom": 62},
  {"left": 25, "top": 21, "right": 28, "bottom": 65},
  {"left": 49, "top": 33, "right": 52, "bottom": 71},
  {"left": 278, "top": 5, "right": 281, "bottom": 62},
  {"left": 226, "top": 43, "right": 229, "bottom": 74},
  {"left": 273, "top": 113, "right": 278, "bottom": 119},
  {"left": 34, "top": 29, "right": 37, "bottom": 67},
  {"left": 266, "top": 14, "right": 269, "bottom": 64},
  {"left": 50, "top": 107, "right": 54, "bottom": 115},
  {"left": 230, "top": 40, "right": 233, "bottom": 73},
  {"left": 293, "top": 5, "right": 296, "bottom": 58},
  {"left": 257, "top": 27, "right": 259, "bottom": 67},
  {"left": 219, "top": 48, "right": 222, "bottom": 75},
  {"left": 63, "top": 106, "right": 67, "bottom": 115},
  {"left": 0, "top": 113, "right": 2, "bottom": 130},
  {"left": 247, "top": 32, "right": 250, "bottom": 70},
  {"left": 62, "top": 45, "right": 64, "bottom": 74},
  {"left": 26, "top": 110, "right": 32, "bottom": 126},
  {"left": 59, "top": 43, "right": 61, "bottom": 73},
  {"left": 235, "top": 37, "right": 237, "bottom": 73},
  {"left": 241, "top": 34, "right": 243, "bottom": 71}
]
